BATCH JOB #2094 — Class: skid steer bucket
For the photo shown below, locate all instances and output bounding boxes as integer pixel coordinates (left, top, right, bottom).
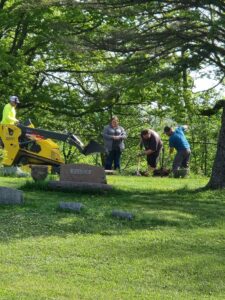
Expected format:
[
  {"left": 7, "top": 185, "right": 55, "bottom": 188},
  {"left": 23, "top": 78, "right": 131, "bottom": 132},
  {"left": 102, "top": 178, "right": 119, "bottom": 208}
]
[{"left": 82, "top": 140, "right": 105, "bottom": 155}]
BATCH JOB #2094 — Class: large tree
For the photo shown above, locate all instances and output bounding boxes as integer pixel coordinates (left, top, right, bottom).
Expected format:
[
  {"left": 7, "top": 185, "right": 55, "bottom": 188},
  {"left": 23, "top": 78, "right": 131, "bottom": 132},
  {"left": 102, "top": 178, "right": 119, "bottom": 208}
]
[{"left": 201, "top": 100, "right": 225, "bottom": 189}]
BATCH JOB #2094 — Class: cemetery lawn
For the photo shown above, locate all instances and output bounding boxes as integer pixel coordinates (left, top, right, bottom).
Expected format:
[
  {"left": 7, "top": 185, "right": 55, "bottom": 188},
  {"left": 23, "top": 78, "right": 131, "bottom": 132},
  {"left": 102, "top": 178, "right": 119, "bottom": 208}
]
[{"left": 0, "top": 175, "right": 225, "bottom": 299}]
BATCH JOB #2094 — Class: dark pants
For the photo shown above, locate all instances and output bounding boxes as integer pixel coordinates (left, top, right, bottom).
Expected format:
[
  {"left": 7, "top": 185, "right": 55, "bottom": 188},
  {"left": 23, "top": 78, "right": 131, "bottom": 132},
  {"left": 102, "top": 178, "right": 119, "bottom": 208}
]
[
  {"left": 147, "top": 147, "right": 162, "bottom": 168},
  {"left": 173, "top": 149, "right": 191, "bottom": 173},
  {"left": 105, "top": 149, "right": 121, "bottom": 170}
]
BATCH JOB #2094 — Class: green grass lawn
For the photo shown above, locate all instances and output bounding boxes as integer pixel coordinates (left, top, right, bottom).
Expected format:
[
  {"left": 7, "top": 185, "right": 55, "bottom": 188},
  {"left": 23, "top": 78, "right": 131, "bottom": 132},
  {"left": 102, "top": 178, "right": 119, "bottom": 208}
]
[{"left": 0, "top": 175, "right": 225, "bottom": 299}]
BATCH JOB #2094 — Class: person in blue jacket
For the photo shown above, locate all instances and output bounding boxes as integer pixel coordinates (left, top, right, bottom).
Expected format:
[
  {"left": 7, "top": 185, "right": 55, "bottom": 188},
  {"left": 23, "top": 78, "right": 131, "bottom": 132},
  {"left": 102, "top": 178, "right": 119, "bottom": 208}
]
[{"left": 164, "top": 125, "right": 191, "bottom": 177}]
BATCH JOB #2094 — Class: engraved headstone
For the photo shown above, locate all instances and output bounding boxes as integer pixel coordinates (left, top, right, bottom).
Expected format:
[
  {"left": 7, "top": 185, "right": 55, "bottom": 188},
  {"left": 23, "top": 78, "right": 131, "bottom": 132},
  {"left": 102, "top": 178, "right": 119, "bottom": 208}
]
[
  {"left": 49, "top": 163, "right": 112, "bottom": 191},
  {"left": 60, "top": 164, "right": 106, "bottom": 184}
]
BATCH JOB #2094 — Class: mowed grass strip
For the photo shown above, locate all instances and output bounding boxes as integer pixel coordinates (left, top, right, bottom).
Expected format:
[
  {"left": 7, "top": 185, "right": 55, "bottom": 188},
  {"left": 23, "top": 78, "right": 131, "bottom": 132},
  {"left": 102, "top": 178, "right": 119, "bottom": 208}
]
[{"left": 0, "top": 175, "right": 225, "bottom": 299}]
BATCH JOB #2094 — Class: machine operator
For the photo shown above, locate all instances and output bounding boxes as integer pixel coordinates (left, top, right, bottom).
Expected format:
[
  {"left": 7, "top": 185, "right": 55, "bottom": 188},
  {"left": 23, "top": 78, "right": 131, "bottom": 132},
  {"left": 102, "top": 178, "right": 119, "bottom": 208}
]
[{"left": 1, "top": 96, "right": 20, "bottom": 125}]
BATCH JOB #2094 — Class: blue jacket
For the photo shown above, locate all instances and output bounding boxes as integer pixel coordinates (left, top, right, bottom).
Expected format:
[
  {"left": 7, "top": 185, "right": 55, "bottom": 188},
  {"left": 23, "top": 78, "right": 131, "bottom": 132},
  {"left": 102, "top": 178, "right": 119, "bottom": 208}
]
[{"left": 169, "top": 127, "right": 190, "bottom": 151}]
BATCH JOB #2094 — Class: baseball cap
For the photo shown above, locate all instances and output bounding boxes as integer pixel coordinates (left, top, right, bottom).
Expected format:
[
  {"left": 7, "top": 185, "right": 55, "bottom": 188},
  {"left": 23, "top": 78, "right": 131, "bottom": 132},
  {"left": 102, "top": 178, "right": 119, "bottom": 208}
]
[{"left": 10, "top": 96, "right": 20, "bottom": 104}]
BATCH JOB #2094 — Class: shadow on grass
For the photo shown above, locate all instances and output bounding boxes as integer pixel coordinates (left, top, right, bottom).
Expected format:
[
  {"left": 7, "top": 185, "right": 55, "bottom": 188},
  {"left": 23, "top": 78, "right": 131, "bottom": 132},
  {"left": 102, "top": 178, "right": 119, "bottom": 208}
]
[{"left": 0, "top": 180, "right": 225, "bottom": 242}]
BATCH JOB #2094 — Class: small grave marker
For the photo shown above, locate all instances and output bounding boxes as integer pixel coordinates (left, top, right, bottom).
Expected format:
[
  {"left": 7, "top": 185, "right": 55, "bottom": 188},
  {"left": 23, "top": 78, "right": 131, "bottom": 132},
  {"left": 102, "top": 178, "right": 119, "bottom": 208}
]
[
  {"left": 0, "top": 187, "right": 23, "bottom": 205},
  {"left": 111, "top": 210, "right": 134, "bottom": 220},
  {"left": 58, "top": 202, "right": 84, "bottom": 212}
]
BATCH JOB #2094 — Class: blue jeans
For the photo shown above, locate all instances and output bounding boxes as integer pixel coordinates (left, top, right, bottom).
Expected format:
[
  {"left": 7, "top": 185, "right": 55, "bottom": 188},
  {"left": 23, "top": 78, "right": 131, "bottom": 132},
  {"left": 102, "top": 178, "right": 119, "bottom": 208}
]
[{"left": 105, "top": 149, "right": 121, "bottom": 170}]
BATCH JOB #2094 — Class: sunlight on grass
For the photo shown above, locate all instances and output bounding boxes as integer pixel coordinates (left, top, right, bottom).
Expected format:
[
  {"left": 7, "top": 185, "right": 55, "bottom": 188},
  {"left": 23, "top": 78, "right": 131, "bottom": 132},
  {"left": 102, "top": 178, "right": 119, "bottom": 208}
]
[
  {"left": 1, "top": 175, "right": 225, "bottom": 299},
  {"left": 143, "top": 210, "right": 195, "bottom": 222},
  {"left": 56, "top": 216, "right": 82, "bottom": 225}
]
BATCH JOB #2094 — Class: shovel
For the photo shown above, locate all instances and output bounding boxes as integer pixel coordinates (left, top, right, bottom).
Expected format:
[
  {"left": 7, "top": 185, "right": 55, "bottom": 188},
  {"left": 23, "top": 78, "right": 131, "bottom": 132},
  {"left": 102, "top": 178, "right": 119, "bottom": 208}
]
[{"left": 135, "top": 155, "right": 142, "bottom": 176}]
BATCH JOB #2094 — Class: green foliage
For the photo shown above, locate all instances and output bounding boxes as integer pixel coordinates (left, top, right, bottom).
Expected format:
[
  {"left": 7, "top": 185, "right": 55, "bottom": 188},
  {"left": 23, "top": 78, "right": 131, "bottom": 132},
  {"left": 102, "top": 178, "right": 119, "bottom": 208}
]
[{"left": 0, "top": 1, "right": 223, "bottom": 177}]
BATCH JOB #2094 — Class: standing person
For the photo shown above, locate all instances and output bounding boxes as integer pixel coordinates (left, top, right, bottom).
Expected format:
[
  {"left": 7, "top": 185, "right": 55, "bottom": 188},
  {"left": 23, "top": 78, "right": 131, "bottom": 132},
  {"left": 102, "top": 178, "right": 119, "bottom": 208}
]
[
  {"left": 164, "top": 125, "right": 191, "bottom": 177},
  {"left": 1, "top": 96, "right": 20, "bottom": 125},
  {"left": 102, "top": 116, "right": 127, "bottom": 171},
  {"left": 139, "top": 129, "right": 163, "bottom": 174}
]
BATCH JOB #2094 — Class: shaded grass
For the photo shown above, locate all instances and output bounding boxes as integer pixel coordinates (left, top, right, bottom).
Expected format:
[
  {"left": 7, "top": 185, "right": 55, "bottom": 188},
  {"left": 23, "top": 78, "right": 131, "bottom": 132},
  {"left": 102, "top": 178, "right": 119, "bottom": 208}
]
[{"left": 0, "top": 176, "right": 225, "bottom": 299}]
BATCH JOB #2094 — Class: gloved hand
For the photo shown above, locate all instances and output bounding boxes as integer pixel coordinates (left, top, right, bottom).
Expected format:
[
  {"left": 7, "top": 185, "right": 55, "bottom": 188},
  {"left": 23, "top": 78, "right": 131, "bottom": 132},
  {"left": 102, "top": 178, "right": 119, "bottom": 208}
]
[
  {"left": 113, "top": 136, "right": 121, "bottom": 140},
  {"left": 15, "top": 120, "right": 21, "bottom": 125}
]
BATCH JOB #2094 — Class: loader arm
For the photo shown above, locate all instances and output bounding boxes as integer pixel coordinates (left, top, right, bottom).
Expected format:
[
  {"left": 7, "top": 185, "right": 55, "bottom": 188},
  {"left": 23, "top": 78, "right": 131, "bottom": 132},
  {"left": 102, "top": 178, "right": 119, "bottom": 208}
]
[
  {"left": 0, "top": 123, "right": 105, "bottom": 167},
  {"left": 18, "top": 124, "right": 104, "bottom": 155}
]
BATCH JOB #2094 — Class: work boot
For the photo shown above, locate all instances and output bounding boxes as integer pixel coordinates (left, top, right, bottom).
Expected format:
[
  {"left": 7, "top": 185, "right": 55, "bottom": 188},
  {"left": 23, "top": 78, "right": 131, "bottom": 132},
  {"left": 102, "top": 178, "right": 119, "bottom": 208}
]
[
  {"left": 140, "top": 170, "right": 149, "bottom": 177},
  {"left": 180, "top": 168, "right": 190, "bottom": 178},
  {"left": 173, "top": 170, "right": 180, "bottom": 178},
  {"left": 173, "top": 168, "right": 189, "bottom": 178}
]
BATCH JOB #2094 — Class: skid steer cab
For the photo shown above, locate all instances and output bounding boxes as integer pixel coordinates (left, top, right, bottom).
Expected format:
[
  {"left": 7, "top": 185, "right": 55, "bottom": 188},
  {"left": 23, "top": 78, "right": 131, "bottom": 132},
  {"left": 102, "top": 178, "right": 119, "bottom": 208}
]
[{"left": 0, "top": 120, "right": 105, "bottom": 167}]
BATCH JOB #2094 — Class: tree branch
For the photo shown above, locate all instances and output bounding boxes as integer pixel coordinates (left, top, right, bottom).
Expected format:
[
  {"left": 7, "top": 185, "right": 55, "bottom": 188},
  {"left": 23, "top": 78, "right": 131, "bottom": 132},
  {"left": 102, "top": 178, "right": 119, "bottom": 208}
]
[
  {"left": 0, "top": 0, "right": 7, "bottom": 9},
  {"left": 200, "top": 99, "right": 225, "bottom": 116}
]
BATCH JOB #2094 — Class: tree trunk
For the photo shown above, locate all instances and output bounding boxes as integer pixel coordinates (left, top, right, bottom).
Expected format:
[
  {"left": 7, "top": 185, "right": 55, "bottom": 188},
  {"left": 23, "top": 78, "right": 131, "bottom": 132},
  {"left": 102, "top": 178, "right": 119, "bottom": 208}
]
[{"left": 207, "top": 105, "right": 225, "bottom": 189}]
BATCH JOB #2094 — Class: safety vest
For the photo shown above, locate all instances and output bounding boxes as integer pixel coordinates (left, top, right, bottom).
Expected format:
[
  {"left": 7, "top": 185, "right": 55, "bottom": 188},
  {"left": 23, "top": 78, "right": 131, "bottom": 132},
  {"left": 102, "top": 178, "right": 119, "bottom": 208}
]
[{"left": 1, "top": 103, "right": 18, "bottom": 125}]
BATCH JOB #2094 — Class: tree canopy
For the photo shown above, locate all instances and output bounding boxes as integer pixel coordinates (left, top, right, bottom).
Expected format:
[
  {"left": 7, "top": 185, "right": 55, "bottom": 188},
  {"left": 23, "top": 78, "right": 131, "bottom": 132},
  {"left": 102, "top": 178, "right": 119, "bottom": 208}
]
[
  {"left": 0, "top": 1, "right": 224, "bottom": 117},
  {"left": 0, "top": 0, "right": 224, "bottom": 185}
]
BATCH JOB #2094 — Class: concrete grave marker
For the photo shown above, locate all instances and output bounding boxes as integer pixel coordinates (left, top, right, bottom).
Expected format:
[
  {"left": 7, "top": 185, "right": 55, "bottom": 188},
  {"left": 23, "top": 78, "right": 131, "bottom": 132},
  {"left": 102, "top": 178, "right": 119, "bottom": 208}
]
[
  {"left": 111, "top": 210, "right": 134, "bottom": 220},
  {"left": 60, "top": 163, "right": 106, "bottom": 184},
  {"left": 0, "top": 187, "right": 23, "bottom": 205},
  {"left": 49, "top": 163, "right": 112, "bottom": 191},
  {"left": 58, "top": 202, "right": 84, "bottom": 212}
]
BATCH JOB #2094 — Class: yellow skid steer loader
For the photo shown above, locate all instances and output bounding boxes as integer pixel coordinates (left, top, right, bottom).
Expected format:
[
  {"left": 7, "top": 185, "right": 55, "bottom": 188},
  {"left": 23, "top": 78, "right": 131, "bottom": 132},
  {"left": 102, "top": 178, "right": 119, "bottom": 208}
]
[{"left": 0, "top": 120, "right": 104, "bottom": 168}]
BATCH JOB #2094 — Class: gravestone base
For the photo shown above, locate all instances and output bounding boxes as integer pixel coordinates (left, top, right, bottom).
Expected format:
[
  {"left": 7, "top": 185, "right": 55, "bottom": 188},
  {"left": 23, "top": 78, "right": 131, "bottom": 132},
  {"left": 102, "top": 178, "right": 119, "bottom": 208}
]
[
  {"left": 49, "top": 163, "right": 113, "bottom": 191},
  {"left": 49, "top": 180, "right": 112, "bottom": 191}
]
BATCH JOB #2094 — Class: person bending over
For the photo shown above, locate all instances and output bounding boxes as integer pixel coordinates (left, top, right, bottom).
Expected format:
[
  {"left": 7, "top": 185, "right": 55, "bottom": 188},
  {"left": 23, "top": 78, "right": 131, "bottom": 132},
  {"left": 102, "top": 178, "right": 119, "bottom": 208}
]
[
  {"left": 139, "top": 129, "right": 163, "bottom": 174},
  {"left": 164, "top": 125, "right": 191, "bottom": 178}
]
